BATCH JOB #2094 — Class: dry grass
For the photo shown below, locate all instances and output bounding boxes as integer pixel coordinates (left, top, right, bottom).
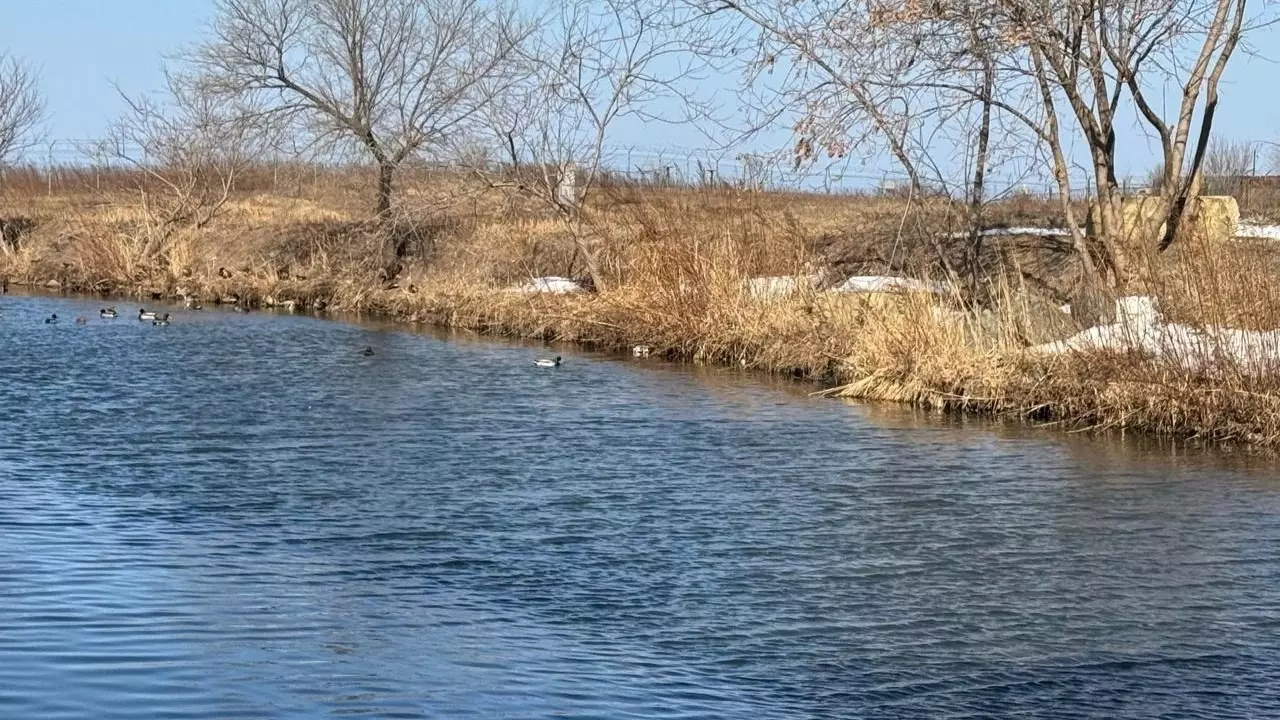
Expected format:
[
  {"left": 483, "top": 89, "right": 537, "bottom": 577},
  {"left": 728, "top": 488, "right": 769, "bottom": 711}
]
[{"left": 7, "top": 167, "right": 1280, "bottom": 449}]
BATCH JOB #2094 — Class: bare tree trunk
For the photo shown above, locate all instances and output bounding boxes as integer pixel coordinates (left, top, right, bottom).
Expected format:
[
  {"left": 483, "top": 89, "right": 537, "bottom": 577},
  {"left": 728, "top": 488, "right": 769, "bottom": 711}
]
[
  {"left": 570, "top": 217, "right": 607, "bottom": 292},
  {"left": 376, "top": 161, "right": 395, "bottom": 216},
  {"left": 1029, "top": 48, "right": 1099, "bottom": 287},
  {"left": 965, "top": 63, "right": 994, "bottom": 303}
]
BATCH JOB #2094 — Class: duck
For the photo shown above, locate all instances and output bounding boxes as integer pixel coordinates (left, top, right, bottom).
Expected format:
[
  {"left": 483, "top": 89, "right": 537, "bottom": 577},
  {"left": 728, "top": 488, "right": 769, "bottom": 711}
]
[
  {"left": 360, "top": 346, "right": 376, "bottom": 356},
  {"left": 632, "top": 345, "right": 652, "bottom": 358},
  {"left": 534, "top": 356, "right": 562, "bottom": 368},
  {"left": 232, "top": 306, "right": 250, "bottom": 314},
  {"left": 183, "top": 297, "right": 203, "bottom": 310},
  {"left": 75, "top": 316, "right": 88, "bottom": 325},
  {"left": 153, "top": 317, "right": 170, "bottom": 326},
  {"left": 100, "top": 307, "right": 118, "bottom": 319},
  {"left": 43, "top": 313, "right": 58, "bottom": 324},
  {"left": 138, "top": 309, "right": 158, "bottom": 321}
]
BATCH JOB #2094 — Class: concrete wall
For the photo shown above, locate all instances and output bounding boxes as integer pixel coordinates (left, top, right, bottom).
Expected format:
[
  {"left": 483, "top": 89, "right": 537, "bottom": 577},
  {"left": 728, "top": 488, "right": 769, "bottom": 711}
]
[{"left": 1114, "top": 195, "right": 1240, "bottom": 246}]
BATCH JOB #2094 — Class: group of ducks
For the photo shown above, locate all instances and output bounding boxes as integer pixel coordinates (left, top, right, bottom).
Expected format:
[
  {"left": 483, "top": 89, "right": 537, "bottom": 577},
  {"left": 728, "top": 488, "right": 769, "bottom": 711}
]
[
  {"left": 35, "top": 304, "right": 648, "bottom": 367},
  {"left": 44, "top": 307, "right": 172, "bottom": 326},
  {"left": 533, "top": 345, "right": 651, "bottom": 368}
]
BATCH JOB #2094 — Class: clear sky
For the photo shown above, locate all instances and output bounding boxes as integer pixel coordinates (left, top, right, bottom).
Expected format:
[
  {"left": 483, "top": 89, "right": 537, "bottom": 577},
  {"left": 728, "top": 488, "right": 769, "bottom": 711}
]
[{"left": 5, "top": 1, "right": 1279, "bottom": 182}]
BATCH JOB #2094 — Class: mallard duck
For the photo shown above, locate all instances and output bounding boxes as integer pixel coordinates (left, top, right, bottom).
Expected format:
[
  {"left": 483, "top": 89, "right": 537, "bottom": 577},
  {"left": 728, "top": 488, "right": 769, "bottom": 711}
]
[
  {"left": 153, "top": 317, "right": 170, "bottom": 326},
  {"left": 534, "top": 356, "right": 562, "bottom": 368},
  {"left": 100, "top": 307, "right": 118, "bottom": 319},
  {"left": 43, "top": 313, "right": 58, "bottom": 324},
  {"left": 75, "top": 316, "right": 88, "bottom": 325},
  {"left": 183, "top": 297, "right": 203, "bottom": 310},
  {"left": 138, "top": 309, "right": 158, "bottom": 321},
  {"left": 360, "top": 346, "right": 375, "bottom": 356}
]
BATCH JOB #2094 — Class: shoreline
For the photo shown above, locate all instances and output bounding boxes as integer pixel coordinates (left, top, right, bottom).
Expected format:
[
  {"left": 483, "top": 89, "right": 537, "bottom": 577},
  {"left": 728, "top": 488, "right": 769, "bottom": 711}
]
[
  {"left": 10, "top": 275, "right": 1280, "bottom": 455},
  {"left": 5, "top": 186, "right": 1280, "bottom": 453}
]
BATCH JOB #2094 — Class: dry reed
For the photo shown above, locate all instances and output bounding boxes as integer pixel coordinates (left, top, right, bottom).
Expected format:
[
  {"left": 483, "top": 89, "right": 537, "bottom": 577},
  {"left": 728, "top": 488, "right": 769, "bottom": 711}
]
[{"left": 5, "top": 168, "right": 1280, "bottom": 450}]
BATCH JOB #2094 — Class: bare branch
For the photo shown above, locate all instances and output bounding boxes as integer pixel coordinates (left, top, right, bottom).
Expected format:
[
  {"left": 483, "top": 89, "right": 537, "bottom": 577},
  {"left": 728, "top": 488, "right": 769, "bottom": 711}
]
[
  {"left": 0, "top": 52, "right": 45, "bottom": 166},
  {"left": 190, "top": 0, "right": 531, "bottom": 214}
]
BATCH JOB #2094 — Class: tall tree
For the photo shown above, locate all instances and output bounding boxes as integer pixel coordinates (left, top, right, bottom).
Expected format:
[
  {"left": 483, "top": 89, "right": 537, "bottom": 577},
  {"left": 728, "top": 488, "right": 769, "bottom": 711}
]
[
  {"left": 711, "top": 0, "right": 1261, "bottom": 291},
  {"left": 0, "top": 51, "right": 44, "bottom": 166},
  {"left": 192, "top": 0, "right": 528, "bottom": 215}
]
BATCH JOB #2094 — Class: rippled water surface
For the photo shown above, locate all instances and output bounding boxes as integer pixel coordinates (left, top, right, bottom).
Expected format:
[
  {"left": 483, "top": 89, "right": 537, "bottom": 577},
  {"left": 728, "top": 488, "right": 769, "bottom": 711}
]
[{"left": 3, "top": 294, "right": 1280, "bottom": 719}]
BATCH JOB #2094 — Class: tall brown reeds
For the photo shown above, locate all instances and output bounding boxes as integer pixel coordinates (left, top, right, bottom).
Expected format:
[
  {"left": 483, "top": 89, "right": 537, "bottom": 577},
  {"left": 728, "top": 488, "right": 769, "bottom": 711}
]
[{"left": 6, "top": 166, "right": 1280, "bottom": 449}]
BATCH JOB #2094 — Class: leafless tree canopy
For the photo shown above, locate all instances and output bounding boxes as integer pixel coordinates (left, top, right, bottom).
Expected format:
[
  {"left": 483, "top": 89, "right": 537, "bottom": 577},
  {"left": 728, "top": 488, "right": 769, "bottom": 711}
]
[
  {"left": 191, "top": 0, "right": 529, "bottom": 215},
  {"left": 0, "top": 52, "right": 44, "bottom": 166},
  {"left": 100, "top": 70, "right": 281, "bottom": 237},
  {"left": 475, "top": 0, "right": 713, "bottom": 289},
  {"left": 711, "top": 0, "right": 1264, "bottom": 292}
]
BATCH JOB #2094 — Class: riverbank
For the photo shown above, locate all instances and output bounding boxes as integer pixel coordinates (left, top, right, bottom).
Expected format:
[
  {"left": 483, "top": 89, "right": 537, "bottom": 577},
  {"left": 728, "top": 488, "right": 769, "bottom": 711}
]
[{"left": 6, "top": 177, "right": 1280, "bottom": 449}]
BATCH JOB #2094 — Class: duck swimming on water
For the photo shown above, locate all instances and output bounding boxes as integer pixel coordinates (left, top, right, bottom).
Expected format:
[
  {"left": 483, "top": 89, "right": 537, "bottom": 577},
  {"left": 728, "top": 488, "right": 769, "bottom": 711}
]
[
  {"left": 360, "top": 346, "right": 376, "bottom": 356},
  {"left": 44, "top": 313, "right": 58, "bottom": 324},
  {"left": 100, "top": 307, "right": 118, "bottom": 319},
  {"left": 138, "top": 309, "right": 158, "bottom": 321},
  {"left": 534, "top": 356, "right": 562, "bottom": 368},
  {"left": 75, "top": 316, "right": 88, "bottom": 325}
]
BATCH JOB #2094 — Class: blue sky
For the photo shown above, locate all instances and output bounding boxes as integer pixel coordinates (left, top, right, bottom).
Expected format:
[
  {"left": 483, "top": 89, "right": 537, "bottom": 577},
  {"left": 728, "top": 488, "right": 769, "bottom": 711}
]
[{"left": 5, "top": 1, "right": 1279, "bottom": 183}]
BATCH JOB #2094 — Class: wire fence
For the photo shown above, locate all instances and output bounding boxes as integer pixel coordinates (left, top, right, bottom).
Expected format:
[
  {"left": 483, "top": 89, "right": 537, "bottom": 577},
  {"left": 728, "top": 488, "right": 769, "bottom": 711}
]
[{"left": 4, "top": 137, "right": 1257, "bottom": 203}]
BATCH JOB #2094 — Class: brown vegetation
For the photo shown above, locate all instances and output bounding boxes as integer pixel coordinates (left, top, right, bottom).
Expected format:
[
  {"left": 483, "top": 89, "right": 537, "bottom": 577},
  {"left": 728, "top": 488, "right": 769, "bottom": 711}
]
[{"left": 6, "top": 166, "right": 1280, "bottom": 449}]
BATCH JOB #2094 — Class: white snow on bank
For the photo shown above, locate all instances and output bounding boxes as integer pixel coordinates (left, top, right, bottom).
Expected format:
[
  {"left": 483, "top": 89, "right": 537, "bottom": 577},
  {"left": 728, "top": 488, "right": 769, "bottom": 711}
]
[
  {"left": 505, "top": 276, "right": 582, "bottom": 294},
  {"left": 741, "top": 273, "right": 951, "bottom": 298},
  {"left": 1236, "top": 223, "right": 1280, "bottom": 240},
  {"left": 939, "top": 222, "right": 1280, "bottom": 241},
  {"left": 743, "top": 275, "right": 825, "bottom": 298},
  {"left": 943, "top": 227, "right": 1071, "bottom": 239},
  {"left": 830, "top": 275, "right": 951, "bottom": 295},
  {"left": 1031, "top": 296, "right": 1280, "bottom": 373}
]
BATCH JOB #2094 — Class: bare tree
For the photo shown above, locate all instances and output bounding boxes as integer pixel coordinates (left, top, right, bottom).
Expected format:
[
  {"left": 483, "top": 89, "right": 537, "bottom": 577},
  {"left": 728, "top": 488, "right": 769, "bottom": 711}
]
[
  {"left": 191, "top": 0, "right": 528, "bottom": 216},
  {"left": 97, "top": 70, "right": 278, "bottom": 255},
  {"left": 711, "top": 0, "right": 1265, "bottom": 292},
  {"left": 475, "top": 0, "right": 710, "bottom": 290},
  {"left": 1199, "top": 137, "right": 1258, "bottom": 192},
  {"left": 704, "top": 0, "right": 1040, "bottom": 297},
  {"left": 0, "top": 52, "right": 44, "bottom": 166},
  {"left": 1004, "top": 0, "right": 1254, "bottom": 286}
]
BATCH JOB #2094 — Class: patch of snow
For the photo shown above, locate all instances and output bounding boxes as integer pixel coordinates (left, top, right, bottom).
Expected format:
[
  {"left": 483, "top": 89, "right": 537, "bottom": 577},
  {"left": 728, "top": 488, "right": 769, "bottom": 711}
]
[
  {"left": 744, "top": 275, "right": 824, "bottom": 298},
  {"left": 506, "top": 276, "right": 582, "bottom": 294},
  {"left": 943, "top": 227, "right": 1071, "bottom": 239},
  {"left": 1236, "top": 223, "right": 1280, "bottom": 240},
  {"left": 1030, "top": 295, "right": 1280, "bottom": 373},
  {"left": 830, "top": 275, "right": 951, "bottom": 295}
]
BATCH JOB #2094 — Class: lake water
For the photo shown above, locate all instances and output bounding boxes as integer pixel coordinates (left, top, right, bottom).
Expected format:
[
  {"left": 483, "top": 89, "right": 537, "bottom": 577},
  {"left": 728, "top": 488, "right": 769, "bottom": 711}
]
[{"left": 1, "top": 293, "right": 1279, "bottom": 719}]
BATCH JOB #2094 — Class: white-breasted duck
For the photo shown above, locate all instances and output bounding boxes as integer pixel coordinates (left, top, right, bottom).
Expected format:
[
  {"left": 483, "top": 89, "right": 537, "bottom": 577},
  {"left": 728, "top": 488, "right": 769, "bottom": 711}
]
[
  {"left": 534, "top": 356, "right": 562, "bottom": 368},
  {"left": 100, "top": 307, "right": 118, "bottom": 319}
]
